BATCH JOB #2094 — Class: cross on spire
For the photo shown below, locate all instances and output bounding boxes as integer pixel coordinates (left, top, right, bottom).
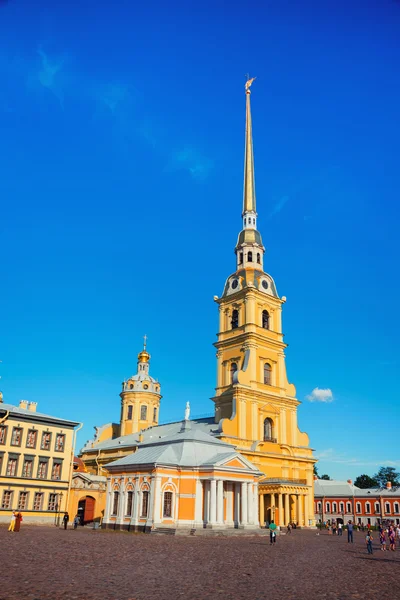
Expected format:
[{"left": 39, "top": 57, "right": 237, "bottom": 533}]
[{"left": 143, "top": 334, "right": 147, "bottom": 350}]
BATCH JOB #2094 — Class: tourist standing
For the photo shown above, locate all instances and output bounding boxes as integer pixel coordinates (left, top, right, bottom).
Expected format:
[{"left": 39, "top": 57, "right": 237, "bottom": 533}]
[
  {"left": 287, "top": 523, "right": 291, "bottom": 534},
  {"left": 347, "top": 521, "right": 354, "bottom": 543},
  {"left": 8, "top": 511, "right": 16, "bottom": 532},
  {"left": 14, "top": 512, "right": 23, "bottom": 532},
  {"left": 388, "top": 526, "right": 396, "bottom": 551},
  {"left": 379, "top": 529, "right": 386, "bottom": 551},
  {"left": 269, "top": 520, "right": 277, "bottom": 545},
  {"left": 366, "top": 530, "right": 373, "bottom": 554},
  {"left": 338, "top": 522, "right": 343, "bottom": 536},
  {"left": 62, "top": 512, "right": 69, "bottom": 530},
  {"left": 73, "top": 515, "right": 80, "bottom": 529}
]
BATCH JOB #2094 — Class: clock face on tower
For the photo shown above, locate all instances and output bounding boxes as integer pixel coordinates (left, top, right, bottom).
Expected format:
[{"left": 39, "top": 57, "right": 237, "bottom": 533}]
[{"left": 231, "top": 279, "right": 239, "bottom": 290}]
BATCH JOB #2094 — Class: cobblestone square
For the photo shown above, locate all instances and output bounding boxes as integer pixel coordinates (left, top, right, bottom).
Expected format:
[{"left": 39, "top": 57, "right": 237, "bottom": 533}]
[{"left": 1, "top": 526, "right": 399, "bottom": 600}]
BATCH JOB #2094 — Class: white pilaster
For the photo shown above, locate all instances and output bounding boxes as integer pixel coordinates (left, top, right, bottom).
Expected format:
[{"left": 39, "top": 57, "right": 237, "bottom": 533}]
[
  {"left": 194, "top": 479, "right": 204, "bottom": 526},
  {"left": 145, "top": 477, "right": 155, "bottom": 529},
  {"left": 153, "top": 475, "right": 162, "bottom": 526},
  {"left": 234, "top": 483, "right": 241, "bottom": 526},
  {"left": 253, "top": 483, "right": 259, "bottom": 526},
  {"left": 226, "top": 483, "right": 234, "bottom": 527},
  {"left": 247, "top": 482, "right": 253, "bottom": 524}
]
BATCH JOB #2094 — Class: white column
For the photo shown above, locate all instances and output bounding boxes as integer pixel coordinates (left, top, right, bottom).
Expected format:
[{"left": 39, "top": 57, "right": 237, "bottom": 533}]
[
  {"left": 234, "top": 483, "right": 241, "bottom": 526},
  {"left": 153, "top": 476, "right": 162, "bottom": 526},
  {"left": 253, "top": 483, "right": 259, "bottom": 526},
  {"left": 146, "top": 478, "right": 155, "bottom": 528},
  {"left": 209, "top": 480, "right": 217, "bottom": 525},
  {"left": 194, "top": 479, "right": 203, "bottom": 526},
  {"left": 204, "top": 481, "right": 210, "bottom": 524},
  {"left": 241, "top": 482, "right": 248, "bottom": 525},
  {"left": 217, "top": 480, "right": 224, "bottom": 525},
  {"left": 104, "top": 478, "right": 113, "bottom": 524},
  {"left": 226, "top": 483, "right": 234, "bottom": 527},
  {"left": 130, "top": 478, "right": 140, "bottom": 528},
  {"left": 247, "top": 483, "right": 254, "bottom": 524}
]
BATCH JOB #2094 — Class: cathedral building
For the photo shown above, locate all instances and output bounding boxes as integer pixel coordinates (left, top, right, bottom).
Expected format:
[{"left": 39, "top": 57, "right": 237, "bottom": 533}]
[{"left": 80, "top": 79, "right": 316, "bottom": 530}]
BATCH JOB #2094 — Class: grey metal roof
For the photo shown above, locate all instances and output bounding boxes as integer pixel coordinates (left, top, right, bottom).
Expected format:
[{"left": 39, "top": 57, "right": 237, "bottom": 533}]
[
  {"left": 81, "top": 416, "right": 219, "bottom": 453},
  {"left": 314, "top": 479, "right": 400, "bottom": 497},
  {"left": 105, "top": 423, "right": 262, "bottom": 472},
  {"left": 0, "top": 402, "right": 80, "bottom": 427}
]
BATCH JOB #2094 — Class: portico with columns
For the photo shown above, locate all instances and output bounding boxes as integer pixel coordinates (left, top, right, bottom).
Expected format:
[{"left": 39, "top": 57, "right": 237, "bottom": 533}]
[{"left": 258, "top": 478, "right": 311, "bottom": 527}]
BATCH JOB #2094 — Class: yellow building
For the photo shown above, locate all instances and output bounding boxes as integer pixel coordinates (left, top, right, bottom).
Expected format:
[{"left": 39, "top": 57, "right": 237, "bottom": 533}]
[
  {"left": 82, "top": 79, "right": 316, "bottom": 530},
  {"left": 0, "top": 393, "right": 79, "bottom": 524},
  {"left": 68, "top": 457, "right": 107, "bottom": 526}
]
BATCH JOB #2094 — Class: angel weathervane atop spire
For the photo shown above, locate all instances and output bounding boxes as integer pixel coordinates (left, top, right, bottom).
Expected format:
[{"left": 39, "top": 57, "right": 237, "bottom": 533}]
[{"left": 245, "top": 75, "right": 256, "bottom": 93}]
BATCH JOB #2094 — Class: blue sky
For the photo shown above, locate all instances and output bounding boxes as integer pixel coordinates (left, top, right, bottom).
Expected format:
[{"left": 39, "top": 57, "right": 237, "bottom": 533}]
[{"left": 1, "top": 0, "right": 399, "bottom": 481}]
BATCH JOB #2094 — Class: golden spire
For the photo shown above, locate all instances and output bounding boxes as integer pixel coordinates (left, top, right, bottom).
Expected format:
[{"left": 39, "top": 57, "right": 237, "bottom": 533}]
[{"left": 243, "top": 76, "right": 256, "bottom": 216}]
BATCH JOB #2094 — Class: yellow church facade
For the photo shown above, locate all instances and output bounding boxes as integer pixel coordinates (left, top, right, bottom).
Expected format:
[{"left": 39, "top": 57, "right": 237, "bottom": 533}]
[{"left": 81, "top": 79, "right": 316, "bottom": 530}]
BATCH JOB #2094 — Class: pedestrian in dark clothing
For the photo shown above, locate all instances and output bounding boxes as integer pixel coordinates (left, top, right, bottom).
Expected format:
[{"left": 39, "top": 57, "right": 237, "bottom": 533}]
[
  {"left": 347, "top": 521, "right": 354, "bottom": 543},
  {"left": 366, "top": 531, "right": 373, "bottom": 554},
  {"left": 62, "top": 512, "right": 69, "bottom": 530}
]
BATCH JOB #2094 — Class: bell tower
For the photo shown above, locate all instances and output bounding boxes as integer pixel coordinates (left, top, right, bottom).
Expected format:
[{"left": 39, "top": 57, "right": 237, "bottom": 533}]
[
  {"left": 120, "top": 338, "right": 162, "bottom": 436},
  {"left": 212, "top": 79, "right": 311, "bottom": 454}
]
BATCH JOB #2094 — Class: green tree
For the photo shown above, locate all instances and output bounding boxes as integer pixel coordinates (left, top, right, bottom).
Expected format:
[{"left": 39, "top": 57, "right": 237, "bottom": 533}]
[
  {"left": 313, "top": 464, "right": 319, "bottom": 476},
  {"left": 354, "top": 474, "right": 378, "bottom": 489},
  {"left": 373, "top": 466, "right": 400, "bottom": 487},
  {"left": 320, "top": 474, "right": 331, "bottom": 480}
]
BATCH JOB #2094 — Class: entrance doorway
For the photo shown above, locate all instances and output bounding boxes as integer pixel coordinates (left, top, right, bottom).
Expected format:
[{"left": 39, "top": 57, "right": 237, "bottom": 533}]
[{"left": 77, "top": 496, "right": 95, "bottom": 525}]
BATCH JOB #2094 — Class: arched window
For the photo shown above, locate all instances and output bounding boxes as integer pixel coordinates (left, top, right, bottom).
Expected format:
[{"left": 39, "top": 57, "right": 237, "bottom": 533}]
[
  {"left": 126, "top": 491, "right": 133, "bottom": 516},
  {"left": 385, "top": 502, "right": 390, "bottom": 513},
  {"left": 257, "top": 253, "right": 261, "bottom": 264},
  {"left": 394, "top": 503, "right": 399, "bottom": 514},
  {"left": 346, "top": 502, "right": 351, "bottom": 513},
  {"left": 129, "top": 383, "right": 134, "bottom": 389},
  {"left": 231, "top": 309, "right": 239, "bottom": 329},
  {"left": 263, "top": 418, "right": 273, "bottom": 441},
  {"left": 262, "top": 310, "right": 270, "bottom": 330},
  {"left": 127, "top": 405, "right": 133, "bottom": 420},
  {"left": 163, "top": 492, "right": 173, "bottom": 518},
  {"left": 317, "top": 501, "right": 321, "bottom": 512},
  {"left": 239, "top": 252, "right": 243, "bottom": 264},
  {"left": 230, "top": 363, "right": 238, "bottom": 384},
  {"left": 356, "top": 502, "right": 361, "bottom": 513},
  {"left": 264, "top": 363, "right": 272, "bottom": 385},
  {"left": 375, "top": 502, "right": 380, "bottom": 513},
  {"left": 365, "top": 502, "right": 371, "bottom": 514},
  {"left": 339, "top": 502, "right": 344, "bottom": 512},
  {"left": 112, "top": 492, "right": 119, "bottom": 515},
  {"left": 140, "top": 405, "right": 147, "bottom": 420},
  {"left": 333, "top": 502, "right": 337, "bottom": 513},
  {"left": 326, "top": 502, "right": 330, "bottom": 513},
  {"left": 141, "top": 491, "right": 149, "bottom": 517},
  {"left": 153, "top": 407, "right": 157, "bottom": 422},
  {"left": 247, "top": 251, "right": 253, "bottom": 262}
]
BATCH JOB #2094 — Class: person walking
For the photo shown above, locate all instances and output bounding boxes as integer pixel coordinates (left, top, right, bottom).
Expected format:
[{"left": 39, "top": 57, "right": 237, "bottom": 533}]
[
  {"left": 73, "top": 515, "right": 80, "bottom": 529},
  {"left": 287, "top": 523, "right": 291, "bottom": 534},
  {"left": 379, "top": 529, "right": 386, "bottom": 551},
  {"left": 62, "top": 512, "right": 69, "bottom": 530},
  {"left": 269, "top": 520, "right": 277, "bottom": 545},
  {"left": 14, "top": 512, "right": 23, "bottom": 532},
  {"left": 338, "top": 522, "right": 343, "bottom": 536},
  {"left": 388, "top": 526, "right": 396, "bottom": 551},
  {"left": 347, "top": 520, "right": 354, "bottom": 543},
  {"left": 366, "top": 530, "right": 373, "bottom": 554},
  {"left": 8, "top": 511, "right": 16, "bottom": 532}
]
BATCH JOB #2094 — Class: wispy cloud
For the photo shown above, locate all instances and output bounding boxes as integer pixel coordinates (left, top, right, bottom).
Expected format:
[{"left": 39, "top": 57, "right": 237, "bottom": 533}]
[
  {"left": 34, "top": 47, "right": 66, "bottom": 108},
  {"left": 269, "top": 195, "right": 289, "bottom": 218},
  {"left": 165, "top": 146, "right": 214, "bottom": 181},
  {"left": 306, "top": 387, "right": 334, "bottom": 403},
  {"left": 315, "top": 448, "right": 400, "bottom": 468}
]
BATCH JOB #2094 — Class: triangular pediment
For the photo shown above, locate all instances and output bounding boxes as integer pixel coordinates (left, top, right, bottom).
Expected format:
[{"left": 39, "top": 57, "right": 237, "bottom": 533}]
[{"left": 215, "top": 452, "right": 260, "bottom": 472}]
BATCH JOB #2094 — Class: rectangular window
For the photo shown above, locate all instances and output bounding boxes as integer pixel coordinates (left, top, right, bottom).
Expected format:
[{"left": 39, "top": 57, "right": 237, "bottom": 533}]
[
  {"left": 140, "top": 405, "right": 147, "bottom": 421},
  {"left": 346, "top": 502, "right": 351, "bottom": 513},
  {"left": 163, "top": 492, "right": 173, "bottom": 518},
  {"left": 22, "top": 459, "right": 33, "bottom": 478},
  {"left": 18, "top": 491, "right": 28, "bottom": 510},
  {"left": 37, "top": 460, "right": 48, "bottom": 479},
  {"left": 153, "top": 407, "right": 157, "bottom": 422},
  {"left": 26, "top": 429, "right": 38, "bottom": 449},
  {"left": 51, "top": 462, "right": 62, "bottom": 480},
  {"left": 112, "top": 492, "right": 119, "bottom": 515},
  {"left": 6, "top": 457, "right": 18, "bottom": 476},
  {"left": 126, "top": 491, "right": 133, "bottom": 516},
  {"left": 55, "top": 434, "right": 65, "bottom": 452},
  {"left": 0, "top": 425, "right": 8, "bottom": 445},
  {"left": 33, "top": 492, "right": 43, "bottom": 511},
  {"left": 41, "top": 432, "right": 52, "bottom": 450},
  {"left": 141, "top": 491, "right": 149, "bottom": 517},
  {"left": 48, "top": 493, "right": 58, "bottom": 511},
  {"left": 0, "top": 454, "right": 3, "bottom": 475},
  {"left": 127, "top": 406, "right": 133, "bottom": 420},
  {"left": 1, "top": 490, "right": 13, "bottom": 509},
  {"left": 11, "top": 427, "right": 23, "bottom": 447}
]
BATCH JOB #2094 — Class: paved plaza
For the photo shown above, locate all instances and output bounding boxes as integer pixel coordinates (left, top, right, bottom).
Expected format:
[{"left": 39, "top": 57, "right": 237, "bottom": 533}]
[{"left": 1, "top": 526, "right": 399, "bottom": 600}]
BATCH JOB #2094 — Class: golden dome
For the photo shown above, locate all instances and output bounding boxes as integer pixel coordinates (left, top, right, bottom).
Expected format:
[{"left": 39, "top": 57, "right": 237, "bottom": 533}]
[{"left": 137, "top": 350, "right": 150, "bottom": 363}]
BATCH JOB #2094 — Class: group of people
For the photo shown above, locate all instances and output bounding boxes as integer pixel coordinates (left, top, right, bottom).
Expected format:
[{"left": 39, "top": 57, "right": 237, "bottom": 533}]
[
  {"left": 62, "top": 512, "right": 81, "bottom": 530},
  {"left": 324, "top": 518, "right": 400, "bottom": 554},
  {"left": 8, "top": 511, "right": 23, "bottom": 532},
  {"left": 378, "top": 524, "right": 399, "bottom": 552}
]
